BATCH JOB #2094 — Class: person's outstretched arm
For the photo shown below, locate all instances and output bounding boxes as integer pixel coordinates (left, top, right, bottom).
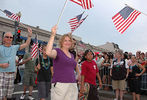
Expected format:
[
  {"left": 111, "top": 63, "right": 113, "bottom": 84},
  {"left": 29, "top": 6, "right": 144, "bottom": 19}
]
[
  {"left": 46, "top": 25, "right": 57, "bottom": 59},
  {"left": 19, "top": 27, "right": 32, "bottom": 50}
]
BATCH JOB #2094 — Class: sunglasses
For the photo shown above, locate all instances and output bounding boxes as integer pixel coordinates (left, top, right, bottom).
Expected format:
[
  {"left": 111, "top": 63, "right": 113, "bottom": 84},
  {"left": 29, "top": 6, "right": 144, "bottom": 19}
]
[{"left": 4, "top": 36, "right": 13, "bottom": 39}]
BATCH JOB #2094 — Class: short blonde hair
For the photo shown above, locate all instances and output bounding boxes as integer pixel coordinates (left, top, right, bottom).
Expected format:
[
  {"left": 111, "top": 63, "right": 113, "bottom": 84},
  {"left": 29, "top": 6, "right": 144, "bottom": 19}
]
[{"left": 59, "top": 34, "right": 72, "bottom": 48}]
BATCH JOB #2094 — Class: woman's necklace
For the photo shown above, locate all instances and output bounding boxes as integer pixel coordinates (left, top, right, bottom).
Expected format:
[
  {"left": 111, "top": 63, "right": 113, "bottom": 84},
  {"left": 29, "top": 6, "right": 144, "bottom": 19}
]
[{"left": 41, "top": 56, "right": 50, "bottom": 70}]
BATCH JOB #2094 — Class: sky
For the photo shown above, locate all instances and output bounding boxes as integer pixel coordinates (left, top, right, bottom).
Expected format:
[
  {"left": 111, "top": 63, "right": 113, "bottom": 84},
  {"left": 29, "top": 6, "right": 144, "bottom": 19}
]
[{"left": 0, "top": 0, "right": 147, "bottom": 54}]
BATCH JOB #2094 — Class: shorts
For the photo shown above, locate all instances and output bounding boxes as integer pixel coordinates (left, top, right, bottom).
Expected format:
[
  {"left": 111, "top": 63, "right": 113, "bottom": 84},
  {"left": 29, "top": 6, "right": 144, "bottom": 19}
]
[
  {"left": 0, "top": 72, "right": 15, "bottom": 99},
  {"left": 51, "top": 82, "right": 78, "bottom": 100},
  {"left": 23, "top": 72, "right": 35, "bottom": 86},
  {"left": 38, "top": 82, "right": 51, "bottom": 99},
  {"left": 112, "top": 79, "right": 126, "bottom": 90}
]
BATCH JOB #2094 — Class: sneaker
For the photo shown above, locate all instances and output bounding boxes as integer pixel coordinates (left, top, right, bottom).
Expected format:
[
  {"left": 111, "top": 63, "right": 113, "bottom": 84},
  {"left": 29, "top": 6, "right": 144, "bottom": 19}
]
[
  {"left": 20, "top": 94, "right": 25, "bottom": 99},
  {"left": 18, "top": 83, "right": 23, "bottom": 85},
  {"left": 28, "top": 96, "right": 35, "bottom": 100}
]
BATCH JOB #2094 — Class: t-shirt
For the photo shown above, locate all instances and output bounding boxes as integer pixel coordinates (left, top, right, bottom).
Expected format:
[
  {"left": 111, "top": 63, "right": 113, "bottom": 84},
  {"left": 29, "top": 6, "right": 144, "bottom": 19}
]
[
  {"left": 36, "top": 55, "right": 53, "bottom": 82},
  {"left": 23, "top": 53, "right": 35, "bottom": 73},
  {"left": 16, "top": 56, "right": 25, "bottom": 69},
  {"left": 52, "top": 48, "right": 77, "bottom": 83},
  {"left": 81, "top": 60, "right": 99, "bottom": 85},
  {"left": 111, "top": 59, "right": 129, "bottom": 68},
  {"left": 95, "top": 57, "right": 104, "bottom": 69},
  {"left": 111, "top": 59, "right": 129, "bottom": 80},
  {"left": 0, "top": 45, "right": 20, "bottom": 72}
]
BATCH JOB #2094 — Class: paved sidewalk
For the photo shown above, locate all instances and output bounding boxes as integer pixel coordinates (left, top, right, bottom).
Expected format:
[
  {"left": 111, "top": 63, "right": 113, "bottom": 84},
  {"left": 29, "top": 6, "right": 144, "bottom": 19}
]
[{"left": 99, "top": 90, "right": 147, "bottom": 100}]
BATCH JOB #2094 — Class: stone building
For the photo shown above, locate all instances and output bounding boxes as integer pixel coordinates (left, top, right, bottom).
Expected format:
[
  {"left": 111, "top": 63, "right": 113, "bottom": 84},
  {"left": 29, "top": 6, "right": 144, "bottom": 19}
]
[
  {"left": 0, "top": 16, "right": 110, "bottom": 55},
  {"left": 97, "top": 42, "right": 120, "bottom": 53}
]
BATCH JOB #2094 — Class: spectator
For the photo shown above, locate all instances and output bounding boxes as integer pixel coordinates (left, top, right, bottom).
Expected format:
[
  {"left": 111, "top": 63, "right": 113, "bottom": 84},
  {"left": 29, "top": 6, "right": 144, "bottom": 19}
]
[
  {"left": 16, "top": 55, "right": 25, "bottom": 85},
  {"left": 136, "top": 51, "right": 141, "bottom": 62},
  {"left": 95, "top": 53, "right": 104, "bottom": 69},
  {"left": 145, "top": 52, "right": 147, "bottom": 60},
  {"left": 0, "top": 28, "right": 32, "bottom": 100},
  {"left": 128, "top": 55, "right": 145, "bottom": 100},
  {"left": 69, "top": 38, "right": 77, "bottom": 60},
  {"left": 35, "top": 45, "right": 53, "bottom": 100},
  {"left": 101, "top": 53, "right": 112, "bottom": 90},
  {"left": 80, "top": 49, "right": 102, "bottom": 100},
  {"left": 110, "top": 50, "right": 129, "bottom": 100},
  {"left": 19, "top": 52, "right": 36, "bottom": 100}
]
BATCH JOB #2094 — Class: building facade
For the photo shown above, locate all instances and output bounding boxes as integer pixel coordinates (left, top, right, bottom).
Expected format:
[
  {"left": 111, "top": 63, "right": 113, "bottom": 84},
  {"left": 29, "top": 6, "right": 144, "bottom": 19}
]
[{"left": 0, "top": 16, "right": 110, "bottom": 55}]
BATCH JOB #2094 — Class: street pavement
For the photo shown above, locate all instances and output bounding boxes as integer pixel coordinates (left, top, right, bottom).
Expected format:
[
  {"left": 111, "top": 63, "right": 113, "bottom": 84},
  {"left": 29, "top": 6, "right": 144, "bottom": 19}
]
[
  {"left": 13, "top": 84, "right": 147, "bottom": 100},
  {"left": 13, "top": 84, "right": 111, "bottom": 100}
]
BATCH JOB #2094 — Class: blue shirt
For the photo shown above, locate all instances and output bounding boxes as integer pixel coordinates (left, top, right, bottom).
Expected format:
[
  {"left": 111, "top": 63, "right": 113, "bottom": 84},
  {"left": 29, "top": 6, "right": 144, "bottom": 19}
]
[{"left": 0, "top": 45, "right": 20, "bottom": 72}]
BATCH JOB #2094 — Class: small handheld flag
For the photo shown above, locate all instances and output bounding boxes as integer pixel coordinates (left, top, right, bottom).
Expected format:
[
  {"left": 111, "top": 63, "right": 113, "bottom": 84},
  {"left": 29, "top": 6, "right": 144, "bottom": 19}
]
[
  {"left": 70, "top": 0, "right": 94, "bottom": 10},
  {"left": 31, "top": 34, "right": 38, "bottom": 58},
  {"left": 112, "top": 6, "right": 141, "bottom": 34},
  {"left": 76, "top": 15, "right": 88, "bottom": 30},
  {"left": 68, "top": 12, "right": 84, "bottom": 32},
  {"left": 68, "top": 12, "right": 88, "bottom": 32},
  {"left": 3, "top": 9, "right": 20, "bottom": 22}
]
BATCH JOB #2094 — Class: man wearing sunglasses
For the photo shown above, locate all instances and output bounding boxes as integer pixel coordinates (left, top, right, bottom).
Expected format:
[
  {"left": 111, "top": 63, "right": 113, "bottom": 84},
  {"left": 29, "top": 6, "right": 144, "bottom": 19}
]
[{"left": 0, "top": 27, "right": 32, "bottom": 100}]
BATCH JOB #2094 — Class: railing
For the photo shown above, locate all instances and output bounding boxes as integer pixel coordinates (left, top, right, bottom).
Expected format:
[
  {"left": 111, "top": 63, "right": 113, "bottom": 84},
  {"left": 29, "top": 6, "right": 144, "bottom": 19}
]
[
  {"left": 98, "top": 67, "right": 147, "bottom": 91},
  {"left": 141, "top": 73, "right": 147, "bottom": 91}
]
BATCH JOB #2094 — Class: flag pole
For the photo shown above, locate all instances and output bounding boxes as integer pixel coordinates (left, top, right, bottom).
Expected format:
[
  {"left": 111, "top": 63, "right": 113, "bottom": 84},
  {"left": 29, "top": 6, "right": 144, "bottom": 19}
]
[
  {"left": 0, "top": 8, "right": 4, "bottom": 12},
  {"left": 56, "top": 0, "right": 68, "bottom": 25},
  {"left": 36, "top": 33, "right": 40, "bottom": 63},
  {"left": 125, "top": 4, "right": 147, "bottom": 16}
]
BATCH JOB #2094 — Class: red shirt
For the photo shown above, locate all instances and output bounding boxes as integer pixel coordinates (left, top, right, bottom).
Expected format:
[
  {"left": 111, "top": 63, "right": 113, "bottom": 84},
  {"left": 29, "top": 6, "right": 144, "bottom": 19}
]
[{"left": 81, "top": 60, "right": 99, "bottom": 85}]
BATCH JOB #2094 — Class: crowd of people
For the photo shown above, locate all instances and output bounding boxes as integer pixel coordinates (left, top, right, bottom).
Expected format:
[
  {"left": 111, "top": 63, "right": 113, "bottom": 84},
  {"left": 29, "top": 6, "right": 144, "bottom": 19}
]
[{"left": 0, "top": 25, "right": 147, "bottom": 100}]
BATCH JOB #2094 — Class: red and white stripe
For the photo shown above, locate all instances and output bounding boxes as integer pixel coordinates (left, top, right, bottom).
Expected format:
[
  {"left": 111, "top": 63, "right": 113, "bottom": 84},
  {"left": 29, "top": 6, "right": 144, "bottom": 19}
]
[
  {"left": 68, "top": 17, "right": 79, "bottom": 32},
  {"left": 70, "top": 0, "right": 82, "bottom": 6},
  {"left": 6, "top": 13, "right": 20, "bottom": 22},
  {"left": 112, "top": 10, "right": 141, "bottom": 34},
  {"left": 31, "top": 42, "right": 38, "bottom": 58},
  {"left": 70, "top": 0, "right": 93, "bottom": 10}
]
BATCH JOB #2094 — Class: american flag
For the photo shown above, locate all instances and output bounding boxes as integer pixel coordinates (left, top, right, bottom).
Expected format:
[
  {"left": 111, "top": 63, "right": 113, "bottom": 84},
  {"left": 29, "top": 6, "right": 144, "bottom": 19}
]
[
  {"left": 70, "top": 0, "right": 94, "bottom": 10},
  {"left": 75, "top": 15, "right": 88, "bottom": 30},
  {"left": 112, "top": 6, "right": 141, "bottom": 34},
  {"left": 68, "top": 12, "right": 84, "bottom": 32},
  {"left": 31, "top": 34, "right": 38, "bottom": 58},
  {"left": 68, "top": 12, "right": 87, "bottom": 32},
  {"left": 3, "top": 10, "right": 20, "bottom": 22}
]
